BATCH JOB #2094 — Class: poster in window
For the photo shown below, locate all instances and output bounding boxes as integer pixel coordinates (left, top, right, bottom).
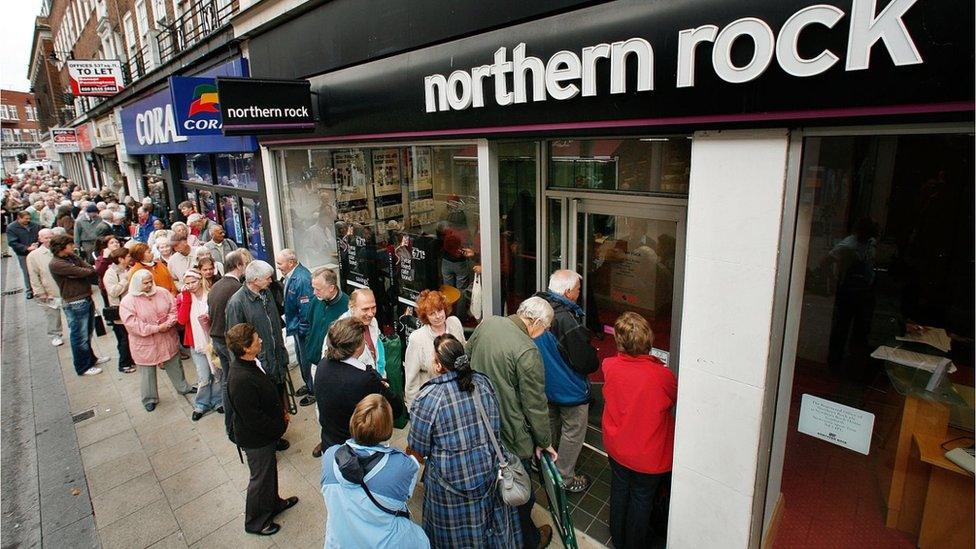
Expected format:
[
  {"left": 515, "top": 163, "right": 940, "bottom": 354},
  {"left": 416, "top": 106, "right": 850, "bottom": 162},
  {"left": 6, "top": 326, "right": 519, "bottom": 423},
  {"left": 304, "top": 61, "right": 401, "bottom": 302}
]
[
  {"left": 337, "top": 222, "right": 376, "bottom": 290},
  {"left": 395, "top": 232, "right": 439, "bottom": 304},
  {"left": 333, "top": 150, "right": 371, "bottom": 224},
  {"left": 413, "top": 147, "right": 432, "bottom": 190},
  {"left": 371, "top": 149, "right": 402, "bottom": 197}
]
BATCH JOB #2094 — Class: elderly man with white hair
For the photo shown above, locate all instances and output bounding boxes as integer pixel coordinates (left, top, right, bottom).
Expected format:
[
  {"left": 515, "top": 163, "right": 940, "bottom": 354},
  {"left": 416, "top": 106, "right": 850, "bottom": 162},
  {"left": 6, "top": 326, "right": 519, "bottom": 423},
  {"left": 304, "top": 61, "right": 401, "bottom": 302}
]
[
  {"left": 532, "top": 269, "right": 600, "bottom": 493},
  {"left": 224, "top": 259, "right": 291, "bottom": 451},
  {"left": 26, "top": 228, "right": 64, "bottom": 346},
  {"left": 204, "top": 224, "right": 237, "bottom": 265},
  {"left": 467, "top": 296, "right": 558, "bottom": 549},
  {"left": 275, "top": 249, "right": 315, "bottom": 406},
  {"left": 187, "top": 212, "right": 217, "bottom": 244}
]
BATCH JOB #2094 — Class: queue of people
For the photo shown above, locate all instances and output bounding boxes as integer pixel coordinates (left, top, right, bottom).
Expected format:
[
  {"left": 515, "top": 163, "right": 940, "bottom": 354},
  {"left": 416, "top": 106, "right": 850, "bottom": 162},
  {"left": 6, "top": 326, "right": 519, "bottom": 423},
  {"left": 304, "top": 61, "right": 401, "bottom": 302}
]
[{"left": 5, "top": 170, "right": 676, "bottom": 548}]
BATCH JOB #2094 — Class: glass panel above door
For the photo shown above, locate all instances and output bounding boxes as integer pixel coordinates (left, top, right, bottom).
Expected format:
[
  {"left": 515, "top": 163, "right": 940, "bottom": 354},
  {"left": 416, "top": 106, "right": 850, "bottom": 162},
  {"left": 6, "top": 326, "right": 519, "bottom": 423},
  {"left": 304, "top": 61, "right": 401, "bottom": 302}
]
[{"left": 548, "top": 137, "right": 691, "bottom": 194}]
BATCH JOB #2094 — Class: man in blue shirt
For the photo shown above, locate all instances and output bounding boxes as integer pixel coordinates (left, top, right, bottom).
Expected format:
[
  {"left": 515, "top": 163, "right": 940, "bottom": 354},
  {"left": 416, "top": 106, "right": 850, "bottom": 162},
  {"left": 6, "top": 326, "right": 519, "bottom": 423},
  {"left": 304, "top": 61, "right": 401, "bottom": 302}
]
[
  {"left": 275, "top": 249, "right": 315, "bottom": 406},
  {"left": 135, "top": 206, "right": 158, "bottom": 243},
  {"left": 533, "top": 270, "right": 600, "bottom": 493}
]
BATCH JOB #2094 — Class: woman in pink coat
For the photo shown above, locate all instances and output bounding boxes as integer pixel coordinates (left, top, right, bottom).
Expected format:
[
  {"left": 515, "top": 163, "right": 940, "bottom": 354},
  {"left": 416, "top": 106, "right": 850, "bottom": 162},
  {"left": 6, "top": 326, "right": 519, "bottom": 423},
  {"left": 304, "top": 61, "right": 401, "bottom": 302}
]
[{"left": 120, "top": 269, "right": 194, "bottom": 412}]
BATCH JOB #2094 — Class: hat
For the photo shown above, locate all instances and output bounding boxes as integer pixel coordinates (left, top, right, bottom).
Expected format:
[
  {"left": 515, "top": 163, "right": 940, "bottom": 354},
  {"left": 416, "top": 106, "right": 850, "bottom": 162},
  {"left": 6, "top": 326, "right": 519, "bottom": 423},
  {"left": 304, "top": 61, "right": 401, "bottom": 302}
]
[
  {"left": 182, "top": 269, "right": 202, "bottom": 282},
  {"left": 85, "top": 204, "right": 99, "bottom": 213}
]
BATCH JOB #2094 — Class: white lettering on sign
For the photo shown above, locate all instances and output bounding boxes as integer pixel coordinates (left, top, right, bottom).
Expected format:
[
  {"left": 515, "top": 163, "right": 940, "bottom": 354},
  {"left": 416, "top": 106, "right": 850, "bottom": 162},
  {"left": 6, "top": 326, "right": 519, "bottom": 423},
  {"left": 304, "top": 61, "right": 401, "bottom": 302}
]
[
  {"left": 225, "top": 106, "right": 310, "bottom": 119},
  {"left": 135, "top": 104, "right": 188, "bottom": 146},
  {"left": 424, "top": 0, "right": 922, "bottom": 112}
]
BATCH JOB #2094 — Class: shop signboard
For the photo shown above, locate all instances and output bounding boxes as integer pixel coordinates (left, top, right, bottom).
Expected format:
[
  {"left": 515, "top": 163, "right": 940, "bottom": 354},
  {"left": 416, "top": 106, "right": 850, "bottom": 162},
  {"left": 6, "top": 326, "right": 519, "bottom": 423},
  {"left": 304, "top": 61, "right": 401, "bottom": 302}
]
[
  {"left": 283, "top": 0, "right": 973, "bottom": 139},
  {"left": 51, "top": 128, "right": 80, "bottom": 153},
  {"left": 120, "top": 58, "right": 256, "bottom": 155},
  {"left": 170, "top": 76, "right": 224, "bottom": 136},
  {"left": 67, "top": 59, "right": 125, "bottom": 97},
  {"left": 215, "top": 77, "right": 315, "bottom": 135}
]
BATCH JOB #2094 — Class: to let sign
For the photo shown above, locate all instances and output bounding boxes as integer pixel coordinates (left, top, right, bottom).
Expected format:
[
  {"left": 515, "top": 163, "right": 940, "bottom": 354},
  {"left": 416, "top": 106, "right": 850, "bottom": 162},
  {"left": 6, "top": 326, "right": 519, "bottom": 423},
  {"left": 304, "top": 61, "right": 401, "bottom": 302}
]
[
  {"left": 51, "top": 128, "right": 80, "bottom": 153},
  {"left": 67, "top": 60, "right": 125, "bottom": 97},
  {"left": 215, "top": 77, "right": 315, "bottom": 135}
]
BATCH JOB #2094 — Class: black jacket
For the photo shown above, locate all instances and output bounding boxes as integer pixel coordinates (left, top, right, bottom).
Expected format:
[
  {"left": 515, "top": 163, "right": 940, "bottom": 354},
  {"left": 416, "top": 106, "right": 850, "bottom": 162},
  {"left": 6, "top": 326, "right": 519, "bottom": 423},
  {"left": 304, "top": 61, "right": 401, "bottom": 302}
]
[
  {"left": 314, "top": 358, "right": 406, "bottom": 448},
  {"left": 535, "top": 290, "right": 600, "bottom": 378},
  {"left": 226, "top": 357, "right": 287, "bottom": 448},
  {"left": 207, "top": 274, "right": 242, "bottom": 340},
  {"left": 6, "top": 221, "right": 40, "bottom": 256}
]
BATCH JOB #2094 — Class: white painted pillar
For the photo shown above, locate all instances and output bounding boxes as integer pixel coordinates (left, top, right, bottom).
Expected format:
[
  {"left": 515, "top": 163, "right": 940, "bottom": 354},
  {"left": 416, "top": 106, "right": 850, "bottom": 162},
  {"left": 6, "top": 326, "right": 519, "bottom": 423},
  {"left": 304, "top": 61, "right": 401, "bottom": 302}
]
[{"left": 668, "top": 129, "right": 791, "bottom": 548}]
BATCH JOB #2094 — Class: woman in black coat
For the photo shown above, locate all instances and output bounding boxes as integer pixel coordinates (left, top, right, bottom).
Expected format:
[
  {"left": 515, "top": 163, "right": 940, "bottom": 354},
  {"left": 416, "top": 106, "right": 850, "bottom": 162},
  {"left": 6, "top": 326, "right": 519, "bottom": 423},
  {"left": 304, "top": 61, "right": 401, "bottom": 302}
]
[
  {"left": 315, "top": 317, "right": 406, "bottom": 450},
  {"left": 225, "top": 323, "right": 298, "bottom": 536}
]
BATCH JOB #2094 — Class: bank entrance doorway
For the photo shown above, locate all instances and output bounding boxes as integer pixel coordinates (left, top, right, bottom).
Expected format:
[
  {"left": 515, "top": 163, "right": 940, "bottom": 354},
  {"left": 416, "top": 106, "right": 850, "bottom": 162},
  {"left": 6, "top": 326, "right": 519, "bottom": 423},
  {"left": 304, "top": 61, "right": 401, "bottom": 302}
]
[{"left": 547, "top": 194, "right": 687, "bottom": 451}]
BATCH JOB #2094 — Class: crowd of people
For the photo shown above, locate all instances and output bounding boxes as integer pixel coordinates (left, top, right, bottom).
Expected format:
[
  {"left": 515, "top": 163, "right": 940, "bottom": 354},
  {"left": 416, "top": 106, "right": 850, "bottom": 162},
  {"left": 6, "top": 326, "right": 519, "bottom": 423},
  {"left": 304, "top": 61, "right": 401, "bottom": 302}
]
[{"left": 2, "top": 169, "right": 678, "bottom": 549}]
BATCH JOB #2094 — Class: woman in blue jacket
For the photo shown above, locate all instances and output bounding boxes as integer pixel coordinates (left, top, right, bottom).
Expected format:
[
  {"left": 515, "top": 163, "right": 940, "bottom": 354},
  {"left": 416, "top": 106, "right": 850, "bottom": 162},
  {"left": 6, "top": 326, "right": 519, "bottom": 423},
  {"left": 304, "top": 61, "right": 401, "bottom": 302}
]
[{"left": 320, "top": 394, "right": 429, "bottom": 548}]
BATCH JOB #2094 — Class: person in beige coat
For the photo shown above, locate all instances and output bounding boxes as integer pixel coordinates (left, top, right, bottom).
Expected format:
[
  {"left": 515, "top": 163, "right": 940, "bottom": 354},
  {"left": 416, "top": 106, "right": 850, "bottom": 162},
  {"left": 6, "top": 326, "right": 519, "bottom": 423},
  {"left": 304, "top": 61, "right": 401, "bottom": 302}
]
[
  {"left": 26, "top": 228, "right": 63, "bottom": 346},
  {"left": 403, "top": 289, "right": 466, "bottom": 409}
]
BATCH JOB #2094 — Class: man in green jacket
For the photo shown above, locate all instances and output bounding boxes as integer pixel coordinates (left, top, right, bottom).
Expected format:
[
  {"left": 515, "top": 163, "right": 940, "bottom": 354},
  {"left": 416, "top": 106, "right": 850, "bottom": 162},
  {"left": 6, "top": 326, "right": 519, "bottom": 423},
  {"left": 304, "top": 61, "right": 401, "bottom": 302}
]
[{"left": 468, "top": 296, "right": 557, "bottom": 549}]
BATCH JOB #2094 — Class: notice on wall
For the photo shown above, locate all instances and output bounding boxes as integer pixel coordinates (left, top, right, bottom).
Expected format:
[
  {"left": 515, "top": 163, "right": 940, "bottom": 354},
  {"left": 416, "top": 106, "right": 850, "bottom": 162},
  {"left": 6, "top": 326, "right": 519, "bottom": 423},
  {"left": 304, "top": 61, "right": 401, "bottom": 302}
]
[{"left": 798, "top": 394, "right": 875, "bottom": 455}]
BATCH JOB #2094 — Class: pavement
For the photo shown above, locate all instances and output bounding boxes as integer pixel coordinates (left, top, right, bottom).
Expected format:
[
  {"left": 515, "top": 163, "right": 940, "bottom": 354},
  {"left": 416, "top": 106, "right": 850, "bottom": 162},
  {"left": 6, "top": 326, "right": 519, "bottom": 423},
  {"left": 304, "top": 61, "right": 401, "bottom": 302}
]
[{"left": 0, "top": 254, "right": 605, "bottom": 549}]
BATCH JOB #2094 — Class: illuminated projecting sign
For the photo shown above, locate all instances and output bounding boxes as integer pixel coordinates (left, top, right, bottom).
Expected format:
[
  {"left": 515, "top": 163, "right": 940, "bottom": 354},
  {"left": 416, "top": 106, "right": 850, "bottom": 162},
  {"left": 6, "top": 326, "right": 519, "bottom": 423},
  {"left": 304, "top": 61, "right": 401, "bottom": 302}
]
[{"left": 423, "top": 0, "right": 923, "bottom": 113}]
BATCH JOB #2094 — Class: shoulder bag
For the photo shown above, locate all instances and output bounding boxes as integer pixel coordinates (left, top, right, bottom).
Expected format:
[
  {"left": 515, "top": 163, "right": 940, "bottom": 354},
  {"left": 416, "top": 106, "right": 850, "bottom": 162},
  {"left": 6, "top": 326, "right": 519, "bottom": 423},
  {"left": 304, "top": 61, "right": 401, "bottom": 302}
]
[{"left": 472, "top": 384, "right": 532, "bottom": 506}]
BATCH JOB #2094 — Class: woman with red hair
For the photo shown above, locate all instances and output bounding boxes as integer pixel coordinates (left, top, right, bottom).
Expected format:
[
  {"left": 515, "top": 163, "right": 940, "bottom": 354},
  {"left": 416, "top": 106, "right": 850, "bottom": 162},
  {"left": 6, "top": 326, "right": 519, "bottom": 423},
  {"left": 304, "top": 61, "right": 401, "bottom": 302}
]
[{"left": 403, "top": 289, "right": 466, "bottom": 408}]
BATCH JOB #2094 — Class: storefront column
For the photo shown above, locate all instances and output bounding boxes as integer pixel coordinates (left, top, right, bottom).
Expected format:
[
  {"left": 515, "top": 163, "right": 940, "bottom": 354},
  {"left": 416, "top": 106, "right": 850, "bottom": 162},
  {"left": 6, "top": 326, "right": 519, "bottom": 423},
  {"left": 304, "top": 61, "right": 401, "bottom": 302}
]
[
  {"left": 477, "top": 139, "right": 501, "bottom": 315},
  {"left": 260, "top": 146, "right": 285, "bottom": 259},
  {"left": 669, "top": 129, "right": 791, "bottom": 549}
]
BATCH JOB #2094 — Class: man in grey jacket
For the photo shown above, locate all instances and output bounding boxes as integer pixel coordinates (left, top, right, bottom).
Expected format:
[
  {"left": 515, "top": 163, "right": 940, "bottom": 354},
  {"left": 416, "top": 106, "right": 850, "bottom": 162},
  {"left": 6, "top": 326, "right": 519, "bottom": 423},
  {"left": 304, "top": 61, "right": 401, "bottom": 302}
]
[
  {"left": 225, "top": 259, "right": 290, "bottom": 451},
  {"left": 74, "top": 204, "right": 111, "bottom": 259}
]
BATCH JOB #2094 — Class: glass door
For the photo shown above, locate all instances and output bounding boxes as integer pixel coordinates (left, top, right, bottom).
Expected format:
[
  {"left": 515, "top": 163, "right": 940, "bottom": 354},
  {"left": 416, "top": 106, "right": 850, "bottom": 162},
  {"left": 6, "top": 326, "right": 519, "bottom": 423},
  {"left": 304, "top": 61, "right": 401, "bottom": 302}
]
[{"left": 567, "top": 198, "right": 686, "bottom": 450}]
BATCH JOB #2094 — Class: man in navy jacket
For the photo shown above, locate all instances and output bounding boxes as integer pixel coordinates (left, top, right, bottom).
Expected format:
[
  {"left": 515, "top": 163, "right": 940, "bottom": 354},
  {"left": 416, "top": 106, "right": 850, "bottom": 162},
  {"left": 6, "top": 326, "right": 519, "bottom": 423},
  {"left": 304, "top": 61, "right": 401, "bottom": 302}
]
[
  {"left": 534, "top": 270, "right": 600, "bottom": 494},
  {"left": 275, "top": 249, "right": 315, "bottom": 406},
  {"left": 7, "top": 210, "right": 41, "bottom": 298}
]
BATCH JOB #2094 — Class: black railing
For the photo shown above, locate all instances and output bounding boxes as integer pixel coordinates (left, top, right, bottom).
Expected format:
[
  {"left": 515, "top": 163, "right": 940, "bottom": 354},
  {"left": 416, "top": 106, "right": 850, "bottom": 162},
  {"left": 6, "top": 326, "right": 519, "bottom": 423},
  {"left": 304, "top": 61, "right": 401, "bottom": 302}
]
[{"left": 120, "top": 0, "right": 237, "bottom": 86}]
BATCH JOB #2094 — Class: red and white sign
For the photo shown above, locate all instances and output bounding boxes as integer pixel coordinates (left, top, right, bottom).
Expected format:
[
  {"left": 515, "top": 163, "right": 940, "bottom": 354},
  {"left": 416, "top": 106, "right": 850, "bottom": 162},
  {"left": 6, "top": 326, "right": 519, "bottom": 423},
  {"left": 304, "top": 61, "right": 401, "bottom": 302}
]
[
  {"left": 67, "top": 60, "right": 125, "bottom": 97},
  {"left": 51, "top": 128, "right": 80, "bottom": 153}
]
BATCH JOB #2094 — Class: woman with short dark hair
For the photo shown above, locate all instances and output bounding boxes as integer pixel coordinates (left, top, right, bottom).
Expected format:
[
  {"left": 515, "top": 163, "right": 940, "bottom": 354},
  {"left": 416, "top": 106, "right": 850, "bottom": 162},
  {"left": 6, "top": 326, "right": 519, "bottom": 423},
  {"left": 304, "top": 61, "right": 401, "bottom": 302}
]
[
  {"left": 321, "top": 394, "right": 429, "bottom": 548},
  {"left": 407, "top": 334, "right": 520, "bottom": 548},
  {"left": 314, "top": 317, "right": 406, "bottom": 450},
  {"left": 225, "top": 322, "right": 298, "bottom": 536},
  {"left": 601, "top": 311, "right": 677, "bottom": 549}
]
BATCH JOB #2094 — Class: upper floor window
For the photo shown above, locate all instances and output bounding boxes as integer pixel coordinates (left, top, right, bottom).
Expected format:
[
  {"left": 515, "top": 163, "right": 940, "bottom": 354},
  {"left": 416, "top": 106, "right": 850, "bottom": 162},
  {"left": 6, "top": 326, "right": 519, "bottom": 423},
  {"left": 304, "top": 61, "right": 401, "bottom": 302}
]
[{"left": 2, "top": 128, "right": 14, "bottom": 142}]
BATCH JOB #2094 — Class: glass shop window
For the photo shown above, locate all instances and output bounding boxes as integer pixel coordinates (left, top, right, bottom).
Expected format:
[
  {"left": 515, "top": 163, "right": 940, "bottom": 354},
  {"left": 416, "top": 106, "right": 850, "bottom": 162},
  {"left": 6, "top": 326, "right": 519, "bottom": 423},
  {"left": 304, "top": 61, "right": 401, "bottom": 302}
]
[
  {"left": 549, "top": 137, "right": 691, "bottom": 194},
  {"left": 768, "top": 134, "right": 974, "bottom": 549}
]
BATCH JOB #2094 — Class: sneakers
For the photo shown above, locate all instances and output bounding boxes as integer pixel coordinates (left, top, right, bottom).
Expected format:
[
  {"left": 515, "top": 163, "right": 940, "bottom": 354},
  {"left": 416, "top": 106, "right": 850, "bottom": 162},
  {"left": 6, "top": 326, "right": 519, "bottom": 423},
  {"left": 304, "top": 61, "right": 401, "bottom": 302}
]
[
  {"left": 51, "top": 337, "right": 64, "bottom": 347},
  {"left": 95, "top": 356, "right": 111, "bottom": 365},
  {"left": 82, "top": 367, "right": 103, "bottom": 376},
  {"left": 299, "top": 395, "right": 316, "bottom": 407},
  {"left": 564, "top": 473, "right": 591, "bottom": 493},
  {"left": 295, "top": 385, "right": 309, "bottom": 397}
]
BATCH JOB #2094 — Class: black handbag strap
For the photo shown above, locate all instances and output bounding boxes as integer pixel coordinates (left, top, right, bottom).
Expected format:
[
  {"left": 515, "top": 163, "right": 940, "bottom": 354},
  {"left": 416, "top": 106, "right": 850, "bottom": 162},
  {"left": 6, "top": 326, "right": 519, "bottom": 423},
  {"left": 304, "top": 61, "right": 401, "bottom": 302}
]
[{"left": 336, "top": 444, "right": 410, "bottom": 519}]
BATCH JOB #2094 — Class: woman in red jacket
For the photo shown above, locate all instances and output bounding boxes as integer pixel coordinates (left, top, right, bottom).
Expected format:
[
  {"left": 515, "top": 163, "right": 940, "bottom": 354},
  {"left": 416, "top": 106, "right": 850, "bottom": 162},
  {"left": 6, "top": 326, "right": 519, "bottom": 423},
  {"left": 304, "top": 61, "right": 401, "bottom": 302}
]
[{"left": 601, "top": 312, "right": 677, "bottom": 549}]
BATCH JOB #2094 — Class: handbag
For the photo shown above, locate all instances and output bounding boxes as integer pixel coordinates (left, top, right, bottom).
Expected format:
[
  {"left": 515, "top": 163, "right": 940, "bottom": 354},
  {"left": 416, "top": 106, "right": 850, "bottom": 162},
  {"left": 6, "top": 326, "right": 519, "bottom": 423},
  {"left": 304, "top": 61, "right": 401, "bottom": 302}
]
[
  {"left": 102, "top": 306, "right": 120, "bottom": 323},
  {"left": 472, "top": 384, "right": 532, "bottom": 506},
  {"left": 381, "top": 335, "right": 409, "bottom": 428},
  {"left": 93, "top": 314, "right": 107, "bottom": 336},
  {"left": 469, "top": 273, "right": 483, "bottom": 320}
]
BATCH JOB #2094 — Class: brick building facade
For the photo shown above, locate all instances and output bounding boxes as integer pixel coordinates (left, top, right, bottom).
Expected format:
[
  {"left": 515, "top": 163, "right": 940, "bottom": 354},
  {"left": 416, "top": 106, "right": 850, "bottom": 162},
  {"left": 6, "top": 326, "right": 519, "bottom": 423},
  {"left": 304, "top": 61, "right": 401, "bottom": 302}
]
[{"left": 0, "top": 90, "right": 42, "bottom": 175}]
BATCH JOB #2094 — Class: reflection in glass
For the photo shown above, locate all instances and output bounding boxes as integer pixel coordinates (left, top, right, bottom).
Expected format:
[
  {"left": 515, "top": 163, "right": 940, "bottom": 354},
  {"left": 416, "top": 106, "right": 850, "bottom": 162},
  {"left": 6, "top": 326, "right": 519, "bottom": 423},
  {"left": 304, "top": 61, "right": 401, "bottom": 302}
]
[
  {"left": 499, "top": 142, "right": 538, "bottom": 314},
  {"left": 549, "top": 138, "right": 691, "bottom": 193},
  {"left": 770, "top": 134, "right": 975, "bottom": 547},
  {"left": 185, "top": 153, "right": 213, "bottom": 183},
  {"left": 215, "top": 153, "right": 258, "bottom": 190},
  {"left": 242, "top": 197, "right": 268, "bottom": 261},
  {"left": 221, "top": 195, "right": 243, "bottom": 245},
  {"left": 280, "top": 149, "right": 339, "bottom": 268}
]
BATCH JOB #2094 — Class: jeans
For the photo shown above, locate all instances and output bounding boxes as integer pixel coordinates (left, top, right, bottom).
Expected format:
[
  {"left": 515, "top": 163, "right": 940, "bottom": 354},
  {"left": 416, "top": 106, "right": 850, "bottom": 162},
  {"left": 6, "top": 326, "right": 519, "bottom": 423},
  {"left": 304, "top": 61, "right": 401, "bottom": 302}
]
[
  {"left": 294, "top": 334, "right": 313, "bottom": 392},
  {"left": 441, "top": 258, "right": 472, "bottom": 320},
  {"left": 608, "top": 457, "right": 667, "bottom": 549},
  {"left": 191, "top": 348, "right": 223, "bottom": 412},
  {"left": 548, "top": 403, "right": 588, "bottom": 480},
  {"left": 63, "top": 298, "right": 97, "bottom": 375},
  {"left": 517, "top": 458, "right": 540, "bottom": 549},
  {"left": 111, "top": 322, "right": 133, "bottom": 371},
  {"left": 138, "top": 353, "right": 192, "bottom": 405},
  {"left": 212, "top": 337, "right": 235, "bottom": 440}
]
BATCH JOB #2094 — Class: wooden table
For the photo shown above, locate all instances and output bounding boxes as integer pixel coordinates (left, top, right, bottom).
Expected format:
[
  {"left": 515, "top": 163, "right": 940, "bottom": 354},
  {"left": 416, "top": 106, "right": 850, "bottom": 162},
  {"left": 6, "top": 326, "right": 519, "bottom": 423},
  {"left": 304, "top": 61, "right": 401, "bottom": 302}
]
[{"left": 897, "top": 432, "right": 974, "bottom": 548}]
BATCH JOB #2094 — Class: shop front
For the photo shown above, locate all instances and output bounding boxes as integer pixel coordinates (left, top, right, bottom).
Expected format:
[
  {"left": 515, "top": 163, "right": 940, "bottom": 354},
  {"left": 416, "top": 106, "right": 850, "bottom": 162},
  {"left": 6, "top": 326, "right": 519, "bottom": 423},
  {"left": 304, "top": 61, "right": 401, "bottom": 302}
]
[
  {"left": 244, "top": 0, "right": 973, "bottom": 546},
  {"left": 119, "top": 56, "right": 271, "bottom": 259}
]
